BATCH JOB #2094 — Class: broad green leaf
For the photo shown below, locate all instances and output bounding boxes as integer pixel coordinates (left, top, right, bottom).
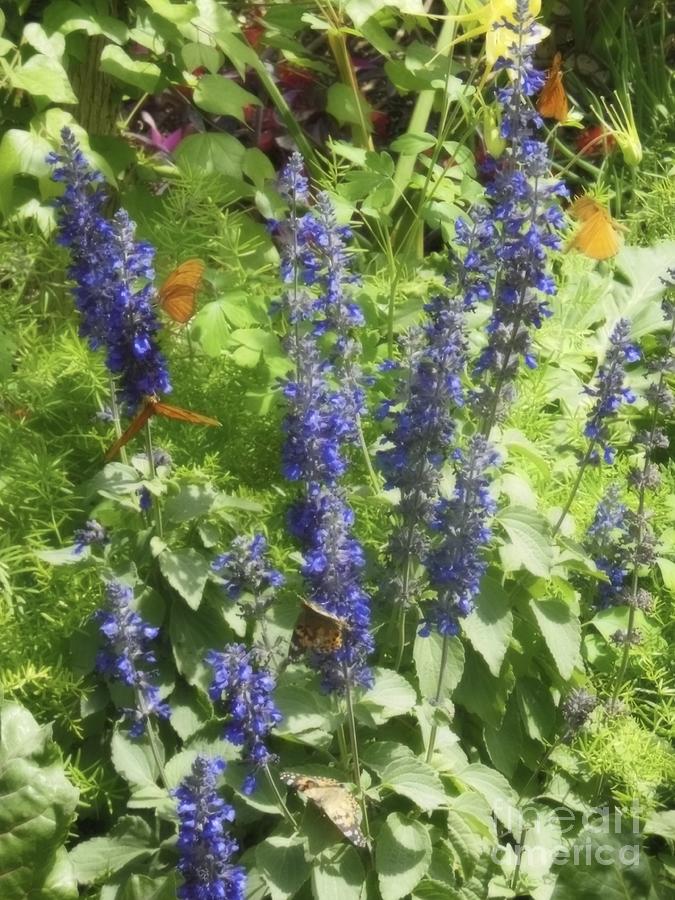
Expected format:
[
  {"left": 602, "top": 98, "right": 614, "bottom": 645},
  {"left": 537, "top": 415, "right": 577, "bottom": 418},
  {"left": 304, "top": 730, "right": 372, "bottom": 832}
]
[
  {"left": 484, "top": 696, "right": 522, "bottom": 778},
  {"left": 164, "top": 483, "right": 217, "bottom": 523},
  {"left": 159, "top": 548, "right": 211, "bottom": 610},
  {"left": 68, "top": 816, "right": 153, "bottom": 883},
  {"left": 644, "top": 809, "right": 675, "bottom": 841},
  {"left": 243, "top": 148, "right": 277, "bottom": 189},
  {"left": 23, "top": 23, "right": 65, "bottom": 59},
  {"left": 501, "top": 807, "right": 562, "bottom": 882},
  {"left": 346, "top": 0, "right": 425, "bottom": 28},
  {"left": 193, "top": 75, "right": 260, "bottom": 121},
  {"left": 311, "top": 844, "right": 365, "bottom": 900},
  {"left": 228, "top": 328, "right": 287, "bottom": 372},
  {"left": 516, "top": 677, "right": 555, "bottom": 743},
  {"left": 168, "top": 682, "right": 209, "bottom": 741},
  {"left": 362, "top": 741, "right": 414, "bottom": 775},
  {"left": 376, "top": 813, "right": 432, "bottom": 900},
  {"left": 450, "top": 763, "right": 521, "bottom": 835},
  {"left": 145, "top": 0, "right": 197, "bottom": 23},
  {"left": 354, "top": 667, "right": 417, "bottom": 725},
  {"left": 39, "top": 846, "right": 78, "bottom": 899},
  {"left": 389, "top": 132, "right": 437, "bottom": 154},
  {"left": 43, "top": 1, "right": 128, "bottom": 41},
  {"left": 170, "top": 597, "right": 230, "bottom": 687},
  {"left": 591, "top": 606, "right": 650, "bottom": 644},
  {"left": 274, "top": 680, "right": 342, "bottom": 745},
  {"left": 191, "top": 300, "right": 232, "bottom": 357},
  {"left": 326, "top": 83, "right": 373, "bottom": 130},
  {"left": 454, "top": 646, "right": 514, "bottom": 727},
  {"left": 413, "top": 633, "right": 464, "bottom": 701},
  {"left": 256, "top": 834, "right": 309, "bottom": 900},
  {"left": 497, "top": 506, "right": 553, "bottom": 577},
  {"left": 181, "top": 42, "right": 223, "bottom": 74},
  {"left": 379, "top": 757, "right": 447, "bottom": 812},
  {"left": 0, "top": 702, "right": 79, "bottom": 898},
  {"left": 174, "top": 133, "right": 245, "bottom": 176},
  {"left": 528, "top": 599, "right": 581, "bottom": 680},
  {"left": 111, "top": 730, "right": 162, "bottom": 788},
  {"left": 118, "top": 874, "right": 178, "bottom": 899},
  {"left": 462, "top": 577, "right": 512, "bottom": 677},
  {"left": 100, "top": 46, "right": 161, "bottom": 93},
  {"left": 11, "top": 55, "right": 77, "bottom": 103}
]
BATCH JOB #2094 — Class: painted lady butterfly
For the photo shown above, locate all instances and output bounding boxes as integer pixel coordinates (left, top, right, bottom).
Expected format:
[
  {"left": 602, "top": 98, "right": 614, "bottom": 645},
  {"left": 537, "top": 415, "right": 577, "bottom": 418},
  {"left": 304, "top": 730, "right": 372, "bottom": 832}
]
[{"left": 280, "top": 772, "right": 367, "bottom": 848}]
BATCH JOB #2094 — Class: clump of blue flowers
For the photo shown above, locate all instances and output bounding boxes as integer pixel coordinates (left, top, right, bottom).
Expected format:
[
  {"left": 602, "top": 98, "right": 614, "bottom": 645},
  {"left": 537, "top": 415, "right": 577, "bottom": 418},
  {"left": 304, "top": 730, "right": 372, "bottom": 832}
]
[
  {"left": 173, "top": 755, "right": 246, "bottom": 900},
  {"left": 95, "top": 580, "right": 169, "bottom": 737},
  {"left": 272, "top": 154, "right": 373, "bottom": 693},
  {"left": 422, "top": 436, "right": 500, "bottom": 636},
  {"left": 207, "top": 644, "right": 282, "bottom": 794},
  {"left": 584, "top": 318, "right": 639, "bottom": 464},
  {"left": 586, "top": 487, "right": 631, "bottom": 608},
  {"left": 49, "top": 128, "right": 171, "bottom": 408},
  {"left": 212, "top": 534, "right": 284, "bottom": 608},
  {"left": 73, "top": 518, "right": 108, "bottom": 554}
]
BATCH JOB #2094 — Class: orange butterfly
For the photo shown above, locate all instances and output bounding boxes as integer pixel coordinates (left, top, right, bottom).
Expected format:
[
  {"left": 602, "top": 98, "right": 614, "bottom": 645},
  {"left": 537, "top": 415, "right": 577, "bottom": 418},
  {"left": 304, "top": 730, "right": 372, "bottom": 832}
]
[
  {"left": 158, "top": 259, "right": 205, "bottom": 324},
  {"left": 105, "top": 395, "right": 220, "bottom": 461},
  {"left": 568, "top": 196, "right": 621, "bottom": 261},
  {"left": 537, "top": 52, "right": 568, "bottom": 122}
]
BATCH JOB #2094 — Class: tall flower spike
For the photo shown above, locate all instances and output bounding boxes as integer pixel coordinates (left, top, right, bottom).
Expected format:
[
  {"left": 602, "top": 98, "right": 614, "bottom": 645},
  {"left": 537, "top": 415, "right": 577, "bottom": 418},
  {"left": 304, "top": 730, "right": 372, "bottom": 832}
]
[
  {"left": 173, "top": 755, "right": 246, "bottom": 900},
  {"left": 49, "top": 128, "right": 171, "bottom": 408},
  {"left": 586, "top": 486, "right": 631, "bottom": 608},
  {"left": 584, "top": 319, "right": 639, "bottom": 464},
  {"left": 95, "top": 580, "right": 170, "bottom": 737},
  {"left": 207, "top": 644, "right": 282, "bottom": 794},
  {"left": 212, "top": 534, "right": 284, "bottom": 608},
  {"left": 422, "top": 436, "right": 500, "bottom": 637},
  {"left": 457, "top": 0, "right": 565, "bottom": 422}
]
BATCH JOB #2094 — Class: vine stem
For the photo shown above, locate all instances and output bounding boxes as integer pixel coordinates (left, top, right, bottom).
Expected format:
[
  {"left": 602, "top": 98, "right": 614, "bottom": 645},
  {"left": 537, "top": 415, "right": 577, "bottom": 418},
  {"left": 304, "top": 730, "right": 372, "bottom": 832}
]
[
  {"left": 551, "top": 442, "right": 596, "bottom": 537},
  {"left": 264, "top": 765, "right": 299, "bottom": 831},
  {"left": 144, "top": 420, "right": 164, "bottom": 538},
  {"left": 425, "top": 632, "right": 450, "bottom": 763},
  {"left": 344, "top": 674, "right": 370, "bottom": 839}
]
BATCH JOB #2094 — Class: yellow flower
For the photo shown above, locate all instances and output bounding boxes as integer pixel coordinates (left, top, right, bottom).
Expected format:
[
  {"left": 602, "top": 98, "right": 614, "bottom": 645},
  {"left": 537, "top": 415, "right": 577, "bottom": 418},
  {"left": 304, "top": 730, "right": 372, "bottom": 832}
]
[{"left": 592, "top": 93, "right": 642, "bottom": 168}]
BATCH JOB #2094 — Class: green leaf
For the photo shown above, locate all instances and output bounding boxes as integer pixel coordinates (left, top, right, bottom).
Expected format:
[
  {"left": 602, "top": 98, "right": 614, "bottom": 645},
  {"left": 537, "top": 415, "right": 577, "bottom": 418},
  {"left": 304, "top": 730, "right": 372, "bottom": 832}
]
[
  {"left": 174, "top": 133, "right": 245, "bottom": 176},
  {"left": 413, "top": 633, "right": 464, "bottom": 701},
  {"left": 362, "top": 741, "right": 414, "bottom": 775},
  {"left": 69, "top": 817, "right": 153, "bottom": 884},
  {"left": 389, "top": 133, "right": 437, "bottom": 155},
  {"left": 168, "top": 682, "right": 209, "bottom": 741},
  {"left": 345, "top": 0, "right": 425, "bottom": 28},
  {"left": 118, "top": 874, "right": 178, "bottom": 899},
  {"left": 528, "top": 599, "right": 581, "bottom": 680},
  {"left": 191, "top": 300, "right": 232, "bottom": 357},
  {"left": 181, "top": 42, "right": 223, "bottom": 74},
  {"left": 111, "top": 731, "right": 161, "bottom": 788},
  {"left": 256, "top": 834, "right": 310, "bottom": 900},
  {"left": 170, "top": 597, "right": 230, "bottom": 687},
  {"left": 11, "top": 55, "right": 77, "bottom": 103},
  {"left": 43, "top": 1, "right": 128, "bottom": 41},
  {"left": 326, "top": 83, "right": 373, "bottom": 130},
  {"left": 23, "top": 23, "right": 65, "bottom": 60},
  {"left": 462, "top": 577, "right": 512, "bottom": 677},
  {"left": 379, "top": 757, "right": 447, "bottom": 812},
  {"left": 311, "top": 844, "right": 365, "bottom": 900},
  {"left": 516, "top": 677, "right": 555, "bottom": 743},
  {"left": 644, "top": 809, "right": 675, "bottom": 841},
  {"left": 354, "top": 668, "right": 417, "bottom": 726},
  {"left": 243, "top": 148, "right": 277, "bottom": 189},
  {"left": 450, "top": 763, "right": 522, "bottom": 835},
  {"left": 145, "top": 0, "right": 197, "bottom": 23},
  {"left": 274, "top": 679, "right": 341, "bottom": 746},
  {"left": 193, "top": 75, "right": 260, "bottom": 121},
  {"left": 0, "top": 702, "right": 79, "bottom": 898},
  {"left": 164, "top": 483, "right": 217, "bottom": 523},
  {"left": 376, "top": 812, "right": 432, "bottom": 900},
  {"left": 100, "top": 46, "right": 161, "bottom": 93},
  {"left": 497, "top": 506, "right": 553, "bottom": 577},
  {"left": 39, "top": 846, "right": 78, "bottom": 899},
  {"left": 454, "top": 645, "right": 514, "bottom": 727},
  {"left": 159, "top": 548, "right": 211, "bottom": 610},
  {"left": 228, "top": 328, "right": 287, "bottom": 373}
]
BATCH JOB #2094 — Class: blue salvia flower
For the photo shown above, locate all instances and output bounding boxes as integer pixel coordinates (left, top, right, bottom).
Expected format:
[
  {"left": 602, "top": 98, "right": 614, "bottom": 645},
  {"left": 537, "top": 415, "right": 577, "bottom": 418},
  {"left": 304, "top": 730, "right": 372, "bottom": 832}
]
[
  {"left": 173, "top": 755, "right": 246, "bottom": 900},
  {"left": 584, "top": 319, "right": 639, "bottom": 463},
  {"left": 73, "top": 518, "right": 108, "bottom": 554},
  {"left": 95, "top": 580, "right": 170, "bottom": 737},
  {"left": 422, "top": 437, "right": 500, "bottom": 637},
  {"left": 49, "top": 128, "right": 171, "bottom": 408},
  {"left": 299, "top": 488, "right": 374, "bottom": 692},
  {"left": 212, "top": 534, "right": 284, "bottom": 603},
  {"left": 377, "top": 296, "right": 467, "bottom": 574},
  {"left": 273, "top": 155, "right": 374, "bottom": 692},
  {"left": 586, "top": 486, "right": 631, "bottom": 607},
  {"left": 207, "top": 644, "right": 282, "bottom": 794},
  {"left": 457, "top": 0, "right": 566, "bottom": 418}
]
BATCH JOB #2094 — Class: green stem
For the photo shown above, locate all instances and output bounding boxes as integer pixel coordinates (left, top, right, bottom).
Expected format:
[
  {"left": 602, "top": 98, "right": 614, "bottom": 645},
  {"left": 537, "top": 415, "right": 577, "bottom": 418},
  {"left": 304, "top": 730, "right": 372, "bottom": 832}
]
[
  {"left": 108, "top": 376, "right": 129, "bottom": 466},
  {"left": 425, "top": 632, "right": 450, "bottom": 763},
  {"left": 327, "top": 30, "right": 373, "bottom": 151},
  {"left": 264, "top": 765, "right": 299, "bottom": 831},
  {"left": 344, "top": 677, "right": 370, "bottom": 839},
  {"left": 136, "top": 695, "right": 167, "bottom": 788},
  {"left": 356, "top": 416, "right": 380, "bottom": 494},
  {"left": 144, "top": 421, "right": 164, "bottom": 539},
  {"left": 552, "top": 442, "right": 595, "bottom": 537}
]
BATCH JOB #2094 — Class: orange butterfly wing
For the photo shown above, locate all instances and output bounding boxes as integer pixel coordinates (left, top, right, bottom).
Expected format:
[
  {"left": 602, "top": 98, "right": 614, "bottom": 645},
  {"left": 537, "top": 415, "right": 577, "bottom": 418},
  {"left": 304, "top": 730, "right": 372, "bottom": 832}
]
[
  {"left": 569, "top": 212, "right": 620, "bottom": 261},
  {"left": 537, "top": 52, "right": 568, "bottom": 121},
  {"left": 104, "top": 401, "right": 154, "bottom": 461},
  {"left": 569, "top": 195, "right": 605, "bottom": 223},
  {"left": 159, "top": 259, "right": 205, "bottom": 324},
  {"left": 153, "top": 401, "right": 220, "bottom": 428}
]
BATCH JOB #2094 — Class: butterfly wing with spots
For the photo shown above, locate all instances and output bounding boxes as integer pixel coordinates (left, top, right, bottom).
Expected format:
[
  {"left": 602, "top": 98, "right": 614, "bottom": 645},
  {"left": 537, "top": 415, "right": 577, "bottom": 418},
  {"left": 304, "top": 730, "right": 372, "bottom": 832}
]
[
  {"left": 280, "top": 773, "right": 367, "bottom": 847},
  {"left": 288, "top": 601, "right": 346, "bottom": 660}
]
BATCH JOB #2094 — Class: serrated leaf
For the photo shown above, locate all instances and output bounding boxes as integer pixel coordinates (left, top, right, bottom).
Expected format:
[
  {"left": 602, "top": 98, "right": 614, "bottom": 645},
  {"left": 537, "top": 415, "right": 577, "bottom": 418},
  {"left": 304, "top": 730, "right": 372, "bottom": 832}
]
[
  {"left": 11, "top": 55, "right": 77, "bottom": 103},
  {"left": 462, "top": 577, "right": 512, "bottom": 677},
  {"left": 159, "top": 548, "right": 210, "bottom": 610},
  {"left": 497, "top": 506, "right": 553, "bottom": 577},
  {"left": 0, "top": 703, "right": 79, "bottom": 898},
  {"left": 256, "top": 834, "right": 309, "bottom": 900},
  {"left": 164, "top": 483, "right": 217, "bottom": 523},
  {"left": 193, "top": 75, "right": 260, "bottom": 121},
  {"left": 413, "top": 633, "right": 464, "bottom": 702},
  {"left": 362, "top": 741, "right": 414, "bottom": 775},
  {"left": 68, "top": 817, "right": 153, "bottom": 883},
  {"left": 100, "top": 45, "right": 161, "bottom": 92},
  {"left": 311, "top": 844, "right": 365, "bottom": 900},
  {"left": 528, "top": 599, "right": 581, "bottom": 680},
  {"left": 170, "top": 597, "right": 230, "bottom": 688},
  {"left": 355, "top": 668, "right": 417, "bottom": 725},
  {"left": 451, "top": 763, "right": 521, "bottom": 836},
  {"left": 111, "top": 730, "right": 162, "bottom": 787},
  {"left": 376, "top": 812, "right": 432, "bottom": 900},
  {"left": 380, "top": 757, "right": 447, "bottom": 812}
]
